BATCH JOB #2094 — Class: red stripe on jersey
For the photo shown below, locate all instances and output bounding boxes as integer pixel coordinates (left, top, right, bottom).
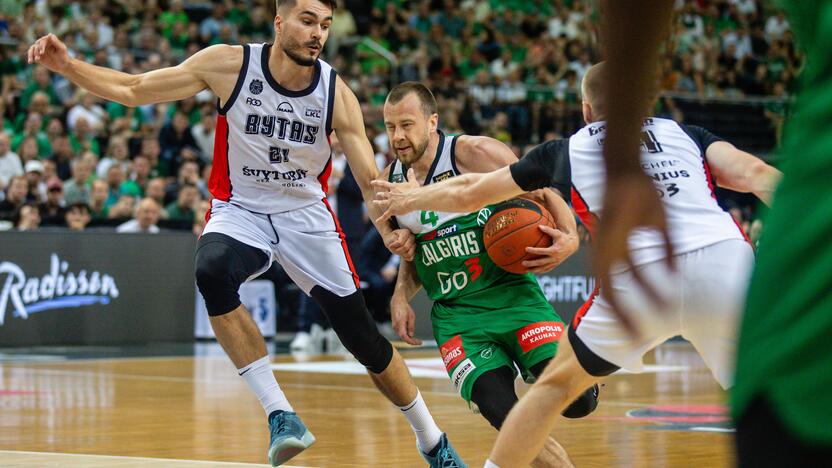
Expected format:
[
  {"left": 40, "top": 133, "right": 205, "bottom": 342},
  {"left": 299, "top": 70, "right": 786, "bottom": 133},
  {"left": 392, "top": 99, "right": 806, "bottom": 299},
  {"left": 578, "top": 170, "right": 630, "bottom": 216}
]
[
  {"left": 317, "top": 156, "right": 333, "bottom": 196},
  {"left": 572, "top": 284, "right": 601, "bottom": 329},
  {"left": 321, "top": 197, "right": 361, "bottom": 289},
  {"left": 702, "top": 158, "right": 751, "bottom": 243},
  {"left": 208, "top": 115, "right": 231, "bottom": 201},
  {"left": 570, "top": 188, "right": 598, "bottom": 236}
]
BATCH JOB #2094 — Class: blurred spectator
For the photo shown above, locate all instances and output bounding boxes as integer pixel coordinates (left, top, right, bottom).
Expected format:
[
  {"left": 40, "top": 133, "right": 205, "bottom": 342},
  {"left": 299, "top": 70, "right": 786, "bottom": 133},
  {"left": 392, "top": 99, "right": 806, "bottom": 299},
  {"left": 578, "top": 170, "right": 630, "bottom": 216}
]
[
  {"left": 0, "top": 133, "right": 23, "bottom": 190},
  {"left": 20, "top": 66, "right": 60, "bottom": 109},
  {"left": 121, "top": 155, "right": 152, "bottom": 197},
  {"left": 192, "top": 199, "right": 211, "bottom": 235},
  {"left": 89, "top": 179, "right": 110, "bottom": 219},
  {"left": 15, "top": 202, "right": 41, "bottom": 231},
  {"left": 96, "top": 135, "right": 130, "bottom": 179},
  {"left": 63, "top": 158, "right": 92, "bottom": 205},
  {"left": 200, "top": 2, "right": 233, "bottom": 44},
  {"left": 108, "top": 195, "right": 137, "bottom": 220},
  {"left": 117, "top": 197, "right": 161, "bottom": 233},
  {"left": 24, "top": 159, "right": 46, "bottom": 202},
  {"left": 159, "top": 111, "right": 198, "bottom": 175},
  {"left": 164, "top": 160, "right": 201, "bottom": 204},
  {"left": 0, "top": 176, "right": 28, "bottom": 221},
  {"left": 64, "top": 202, "right": 92, "bottom": 231},
  {"left": 67, "top": 90, "right": 106, "bottom": 133},
  {"left": 165, "top": 182, "right": 199, "bottom": 222},
  {"left": 40, "top": 177, "right": 66, "bottom": 227},
  {"left": 12, "top": 113, "right": 51, "bottom": 158},
  {"left": 336, "top": 165, "right": 367, "bottom": 255},
  {"left": 145, "top": 177, "right": 168, "bottom": 208},
  {"left": 190, "top": 110, "right": 215, "bottom": 163}
]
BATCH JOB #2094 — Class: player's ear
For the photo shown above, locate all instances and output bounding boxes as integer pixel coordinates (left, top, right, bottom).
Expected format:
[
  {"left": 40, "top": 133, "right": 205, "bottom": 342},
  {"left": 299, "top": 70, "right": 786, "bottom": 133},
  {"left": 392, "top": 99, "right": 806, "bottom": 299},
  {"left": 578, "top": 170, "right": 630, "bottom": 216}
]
[
  {"left": 428, "top": 113, "right": 439, "bottom": 132},
  {"left": 274, "top": 14, "right": 282, "bottom": 35}
]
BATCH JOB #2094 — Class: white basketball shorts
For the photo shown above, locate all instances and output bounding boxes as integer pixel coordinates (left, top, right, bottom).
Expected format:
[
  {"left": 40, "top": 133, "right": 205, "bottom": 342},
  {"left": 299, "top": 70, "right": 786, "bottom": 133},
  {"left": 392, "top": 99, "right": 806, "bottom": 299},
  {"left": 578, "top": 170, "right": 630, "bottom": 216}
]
[
  {"left": 571, "top": 239, "right": 754, "bottom": 388},
  {"left": 201, "top": 198, "right": 360, "bottom": 297}
]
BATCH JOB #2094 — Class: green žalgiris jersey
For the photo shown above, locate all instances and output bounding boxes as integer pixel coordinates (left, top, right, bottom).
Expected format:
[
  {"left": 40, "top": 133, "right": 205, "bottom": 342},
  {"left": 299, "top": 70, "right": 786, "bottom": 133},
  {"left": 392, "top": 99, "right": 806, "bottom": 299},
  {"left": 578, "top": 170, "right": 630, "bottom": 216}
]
[
  {"left": 732, "top": 0, "right": 832, "bottom": 445},
  {"left": 390, "top": 132, "right": 550, "bottom": 311}
]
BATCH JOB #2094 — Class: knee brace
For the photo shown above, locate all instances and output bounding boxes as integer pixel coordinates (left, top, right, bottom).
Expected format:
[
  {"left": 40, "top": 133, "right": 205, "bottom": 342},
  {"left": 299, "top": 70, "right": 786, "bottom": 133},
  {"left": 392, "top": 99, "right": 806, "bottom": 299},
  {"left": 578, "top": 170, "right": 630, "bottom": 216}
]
[
  {"left": 470, "top": 366, "right": 519, "bottom": 430},
  {"left": 561, "top": 384, "right": 600, "bottom": 419},
  {"left": 528, "top": 355, "right": 600, "bottom": 419},
  {"left": 311, "top": 286, "right": 393, "bottom": 374},
  {"left": 195, "top": 233, "right": 269, "bottom": 316}
]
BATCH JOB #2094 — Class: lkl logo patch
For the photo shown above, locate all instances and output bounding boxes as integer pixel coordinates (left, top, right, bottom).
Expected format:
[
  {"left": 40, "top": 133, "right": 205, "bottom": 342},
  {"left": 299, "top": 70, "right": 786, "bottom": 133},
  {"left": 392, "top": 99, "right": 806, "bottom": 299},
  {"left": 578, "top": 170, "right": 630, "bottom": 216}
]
[
  {"left": 516, "top": 321, "right": 564, "bottom": 353},
  {"left": 439, "top": 335, "right": 465, "bottom": 372}
]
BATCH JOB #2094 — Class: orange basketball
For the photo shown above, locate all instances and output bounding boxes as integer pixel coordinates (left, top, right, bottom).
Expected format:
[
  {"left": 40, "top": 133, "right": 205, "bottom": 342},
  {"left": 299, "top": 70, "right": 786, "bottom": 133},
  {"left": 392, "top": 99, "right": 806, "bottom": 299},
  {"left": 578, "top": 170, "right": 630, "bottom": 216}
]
[{"left": 483, "top": 198, "right": 555, "bottom": 274}]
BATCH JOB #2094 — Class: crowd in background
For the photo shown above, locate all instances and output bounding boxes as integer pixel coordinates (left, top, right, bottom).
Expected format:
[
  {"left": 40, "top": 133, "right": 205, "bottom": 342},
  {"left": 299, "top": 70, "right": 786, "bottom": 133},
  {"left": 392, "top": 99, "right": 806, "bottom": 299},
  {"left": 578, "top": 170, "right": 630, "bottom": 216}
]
[{"left": 0, "top": 0, "right": 787, "bottom": 348}]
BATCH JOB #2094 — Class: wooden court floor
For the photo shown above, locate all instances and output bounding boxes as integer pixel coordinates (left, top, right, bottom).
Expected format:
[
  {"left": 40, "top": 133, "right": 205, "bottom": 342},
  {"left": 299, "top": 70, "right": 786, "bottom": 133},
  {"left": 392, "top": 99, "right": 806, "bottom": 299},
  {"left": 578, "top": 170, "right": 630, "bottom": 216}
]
[{"left": 0, "top": 342, "right": 733, "bottom": 467}]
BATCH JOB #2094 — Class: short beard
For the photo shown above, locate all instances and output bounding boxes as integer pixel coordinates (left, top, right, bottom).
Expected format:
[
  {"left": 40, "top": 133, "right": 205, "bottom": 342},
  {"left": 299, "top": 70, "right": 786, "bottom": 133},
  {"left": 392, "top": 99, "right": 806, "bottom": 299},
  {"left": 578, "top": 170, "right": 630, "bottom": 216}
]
[
  {"left": 399, "top": 137, "right": 429, "bottom": 165},
  {"left": 282, "top": 38, "right": 319, "bottom": 67}
]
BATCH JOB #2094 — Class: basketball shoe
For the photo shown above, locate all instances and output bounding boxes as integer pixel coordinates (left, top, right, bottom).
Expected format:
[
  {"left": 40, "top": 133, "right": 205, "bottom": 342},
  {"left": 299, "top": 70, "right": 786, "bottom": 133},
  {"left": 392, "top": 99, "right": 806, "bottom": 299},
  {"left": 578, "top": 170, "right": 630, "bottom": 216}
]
[
  {"left": 421, "top": 433, "right": 467, "bottom": 467},
  {"left": 267, "top": 410, "right": 315, "bottom": 466}
]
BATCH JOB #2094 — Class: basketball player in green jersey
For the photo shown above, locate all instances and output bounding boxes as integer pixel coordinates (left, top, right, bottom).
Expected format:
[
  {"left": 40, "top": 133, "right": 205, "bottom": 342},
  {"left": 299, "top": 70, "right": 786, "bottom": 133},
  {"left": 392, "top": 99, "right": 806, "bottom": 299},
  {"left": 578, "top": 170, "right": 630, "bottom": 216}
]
[
  {"left": 732, "top": 1, "right": 832, "bottom": 464},
  {"left": 380, "top": 82, "right": 599, "bottom": 467}
]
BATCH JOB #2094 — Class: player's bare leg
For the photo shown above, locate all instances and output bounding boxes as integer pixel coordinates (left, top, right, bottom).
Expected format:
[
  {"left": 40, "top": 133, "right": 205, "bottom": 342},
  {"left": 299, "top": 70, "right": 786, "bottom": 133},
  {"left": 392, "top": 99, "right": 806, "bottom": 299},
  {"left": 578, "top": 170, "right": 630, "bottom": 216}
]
[
  {"left": 367, "top": 348, "right": 418, "bottom": 405},
  {"left": 211, "top": 305, "right": 313, "bottom": 466},
  {"left": 488, "top": 334, "right": 597, "bottom": 468},
  {"left": 210, "top": 304, "right": 269, "bottom": 367},
  {"left": 531, "top": 437, "right": 574, "bottom": 468}
]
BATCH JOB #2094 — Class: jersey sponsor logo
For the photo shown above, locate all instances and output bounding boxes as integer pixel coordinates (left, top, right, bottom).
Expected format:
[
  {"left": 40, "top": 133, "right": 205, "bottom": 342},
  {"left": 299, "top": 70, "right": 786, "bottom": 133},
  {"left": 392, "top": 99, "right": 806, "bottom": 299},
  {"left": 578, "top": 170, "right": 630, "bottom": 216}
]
[
  {"left": 249, "top": 79, "right": 264, "bottom": 95},
  {"left": 245, "top": 97, "right": 262, "bottom": 107},
  {"left": 390, "top": 173, "right": 405, "bottom": 183},
  {"left": 241, "top": 165, "right": 309, "bottom": 185},
  {"left": 304, "top": 107, "right": 322, "bottom": 119},
  {"left": 451, "top": 358, "right": 476, "bottom": 392},
  {"left": 476, "top": 208, "right": 491, "bottom": 227},
  {"left": 420, "top": 230, "right": 480, "bottom": 266},
  {"left": 436, "top": 224, "right": 458, "bottom": 238},
  {"left": 480, "top": 347, "right": 493, "bottom": 360},
  {"left": 588, "top": 124, "right": 606, "bottom": 136},
  {"left": 516, "top": 321, "right": 564, "bottom": 353},
  {"left": 439, "top": 335, "right": 465, "bottom": 372},
  {"left": 432, "top": 170, "right": 453, "bottom": 183},
  {"left": 244, "top": 114, "right": 319, "bottom": 145},
  {"left": 277, "top": 101, "right": 294, "bottom": 113}
]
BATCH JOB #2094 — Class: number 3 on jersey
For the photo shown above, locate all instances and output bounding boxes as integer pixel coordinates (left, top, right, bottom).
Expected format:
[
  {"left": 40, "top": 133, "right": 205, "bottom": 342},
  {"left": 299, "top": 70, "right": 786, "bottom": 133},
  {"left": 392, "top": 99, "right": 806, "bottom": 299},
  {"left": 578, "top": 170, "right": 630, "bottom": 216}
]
[
  {"left": 421, "top": 210, "right": 439, "bottom": 227},
  {"left": 437, "top": 257, "right": 482, "bottom": 294}
]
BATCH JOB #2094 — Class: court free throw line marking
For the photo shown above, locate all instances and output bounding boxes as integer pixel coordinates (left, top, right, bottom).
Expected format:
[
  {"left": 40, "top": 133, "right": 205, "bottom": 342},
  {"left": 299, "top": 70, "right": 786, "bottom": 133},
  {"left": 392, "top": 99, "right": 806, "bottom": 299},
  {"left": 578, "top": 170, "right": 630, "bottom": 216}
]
[{"left": 0, "top": 450, "right": 310, "bottom": 467}]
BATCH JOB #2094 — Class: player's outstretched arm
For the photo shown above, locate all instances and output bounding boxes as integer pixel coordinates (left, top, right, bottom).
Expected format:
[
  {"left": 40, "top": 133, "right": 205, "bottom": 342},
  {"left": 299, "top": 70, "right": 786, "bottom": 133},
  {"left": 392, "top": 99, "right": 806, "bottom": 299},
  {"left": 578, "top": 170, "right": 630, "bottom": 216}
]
[
  {"left": 333, "top": 78, "right": 415, "bottom": 260},
  {"left": 373, "top": 167, "right": 524, "bottom": 222},
  {"left": 705, "top": 142, "right": 782, "bottom": 205},
  {"left": 390, "top": 260, "right": 422, "bottom": 346},
  {"left": 28, "top": 34, "right": 238, "bottom": 106}
]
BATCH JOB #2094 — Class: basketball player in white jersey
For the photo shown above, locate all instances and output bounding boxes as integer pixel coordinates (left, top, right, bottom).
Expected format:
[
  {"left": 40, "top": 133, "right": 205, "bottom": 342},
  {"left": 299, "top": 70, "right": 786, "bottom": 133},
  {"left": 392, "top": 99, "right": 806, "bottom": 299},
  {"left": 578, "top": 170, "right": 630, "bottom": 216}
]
[
  {"left": 373, "top": 62, "right": 782, "bottom": 467},
  {"left": 27, "top": 1, "right": 465, "bottom": 466}
]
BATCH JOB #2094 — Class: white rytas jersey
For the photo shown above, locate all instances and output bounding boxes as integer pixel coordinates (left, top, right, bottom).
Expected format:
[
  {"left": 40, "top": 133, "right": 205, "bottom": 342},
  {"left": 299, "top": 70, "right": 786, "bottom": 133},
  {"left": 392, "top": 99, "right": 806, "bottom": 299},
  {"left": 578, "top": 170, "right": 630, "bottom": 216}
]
[
  {"left": 509, "top": 117, "right": 749, "bottom": 266},
  {"left": 209, "top": 43, "right": 337, "bottom": 214}
]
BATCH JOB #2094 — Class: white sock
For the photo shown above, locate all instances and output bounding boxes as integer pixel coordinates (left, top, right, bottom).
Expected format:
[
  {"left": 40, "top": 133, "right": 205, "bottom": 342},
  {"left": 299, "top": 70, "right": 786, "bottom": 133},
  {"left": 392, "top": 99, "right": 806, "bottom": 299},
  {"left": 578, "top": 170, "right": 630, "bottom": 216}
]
[
  {"left": 237, "top": 356, "right": 293, "bottom": 416},
  {"left": 398, "top": 391, "right": 443, "bottom": 453},
  {"left": 484, "top": 460, "right": 501, "bottom": 468}
]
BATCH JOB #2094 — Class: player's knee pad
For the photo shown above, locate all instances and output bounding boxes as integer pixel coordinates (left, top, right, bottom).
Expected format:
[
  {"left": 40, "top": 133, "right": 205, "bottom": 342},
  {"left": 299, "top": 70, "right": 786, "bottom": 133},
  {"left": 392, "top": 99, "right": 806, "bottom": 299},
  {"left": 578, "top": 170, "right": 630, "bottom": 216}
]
[
  {"left": 470, "top": 366, "right": 518, "bottom": 430},
  {"left": 562, "top": 384, "right": 600, "bottom": 419},
  {"left": 311, "top": 286, "right": 393, "bottom": 374},
  {"left": 195, "top": 233, "right": 268, "bottom": 317}
]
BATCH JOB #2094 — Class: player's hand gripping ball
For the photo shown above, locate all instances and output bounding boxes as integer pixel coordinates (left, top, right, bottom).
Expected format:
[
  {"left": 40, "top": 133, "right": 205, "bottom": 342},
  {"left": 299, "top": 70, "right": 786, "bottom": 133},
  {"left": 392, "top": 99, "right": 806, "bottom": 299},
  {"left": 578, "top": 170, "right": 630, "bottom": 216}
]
[{"left": 483, "top": 198, "right": 555, "bottom": 274}]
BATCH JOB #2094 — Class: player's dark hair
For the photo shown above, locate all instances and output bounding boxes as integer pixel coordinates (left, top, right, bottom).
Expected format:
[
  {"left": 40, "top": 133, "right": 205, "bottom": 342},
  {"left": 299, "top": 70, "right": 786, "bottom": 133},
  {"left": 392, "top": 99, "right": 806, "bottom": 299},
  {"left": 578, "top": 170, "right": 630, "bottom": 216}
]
[
  {"left": 386, "top": 81, "right": 438, "bottom": 117},
  {"left": 276, "top": 0, "right": 337, "bottom": 14}
]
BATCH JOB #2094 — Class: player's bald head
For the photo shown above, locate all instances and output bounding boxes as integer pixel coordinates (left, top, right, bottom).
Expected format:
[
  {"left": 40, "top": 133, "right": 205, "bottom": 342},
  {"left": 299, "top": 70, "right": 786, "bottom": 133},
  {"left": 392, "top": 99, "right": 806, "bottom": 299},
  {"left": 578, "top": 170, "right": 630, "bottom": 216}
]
[
  {"left": 581, "top": 62, "right": 607, "bottom": 120},
  {"left": 276, "top": 0, "right": 337, "bottom": 15},
  {"left": 581, "top": 61, "right": 659, "bottom": 123}
]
